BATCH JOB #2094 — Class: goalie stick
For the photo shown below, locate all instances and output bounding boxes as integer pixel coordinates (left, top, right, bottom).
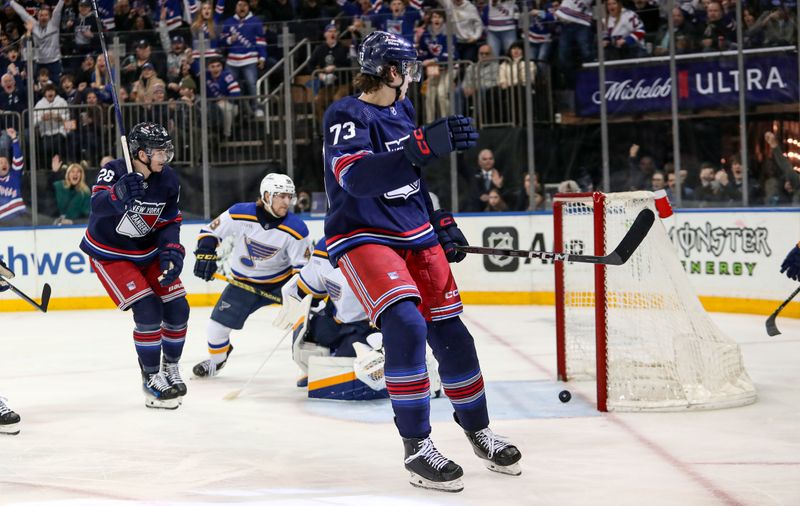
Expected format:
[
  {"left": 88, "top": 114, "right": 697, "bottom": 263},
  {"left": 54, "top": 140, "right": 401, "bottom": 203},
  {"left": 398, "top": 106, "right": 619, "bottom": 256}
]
[
  {"left": 457, "top": 208, "right": 655, "bottom": 266},
  {"left": 1, "top": 280, "right": 51, "bottom": 313},
  {"left": 211, "top": 272, "right": 282, "bottom": 304},
  {"left": 765, "top": 285, "right": 800, "bottom": 337}
]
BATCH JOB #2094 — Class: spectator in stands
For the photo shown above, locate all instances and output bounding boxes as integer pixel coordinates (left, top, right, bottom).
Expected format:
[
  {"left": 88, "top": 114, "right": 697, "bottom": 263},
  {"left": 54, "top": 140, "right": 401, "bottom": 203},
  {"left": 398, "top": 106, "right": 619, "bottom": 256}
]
[
  {"left": 630, "top": 0, "right": 660, "bottom": 42},
  {"left": 268, "top": 0, "right": 296, "bottom": 23},
  {"left": 294, "top": 190, "right": 312, "bottom": 214},
  {"left": 419, "top": 10, "right": 454, "bottom": 123},
  {"left": 34, "top": 67, "right": 54, "bottom": 101},
  {"left": 160, "top": 0, "right": 198, "bottom": 32},
  {"left": 221, "top": 1, "right": 268, "bottom": 118},
  {"left": 10, "top": 0, "right": 65, "bottom": 82},
  {"left": 650, "top": 170, "right": 666, "bottom": 192},
  {"left": 158, "top": 8, "right": 193, "bottom": 97},
  {"left": 122, "top": 39, "right": 166, "bottom": 87},
  {"left": 114, "top": 0, "right": 137, "bottom": 34},
  {"left": 0, "top": 128, "right": 26, "bottom": 224},
  {"left": 77, "top": 88, "right": 103, "bottom": 165},
  {"left": 498, "top": 41, "right": 536, "bottom": 88},
  {"left": 438, "top": 0, "right": 483, "bottom": 62},
  {"left": 191, "top": 0, "right": 224, "bottom": 62},
  {"left": 513, "top": 172, "right": 545, "bottom": 210},
  {"left": 34, "top": 83, "right": 70, "bottom": 172},
  {"left": 615, "top": 143, "right": 657, "bottom": 191},
  {"left": 0, "top": 73, "right": 26, "bottom": 135},
  {"left": 374, "top": 0, "right": 421, "bottom": 44},
  {"left": 694, "top": 163, "right": 720, "bottom": 202},
  {"left": 484, "top": 187, "right": 509, "bottom": 212},
  {"left": 557, "top": 179, "right": 581, "bottom": 193},
  {"left": 206, "top": 57, "right": 241, "bottom": 139},
  {"left": 309, "top": 23, "right": 351, "bottom": 124},
  {"left": 665, "top": 166, "right": 695, "bottom": 202},
  {"left": 462, "top": 44, "right": 500, "bottom": 97},
  {"left": 752, "top": 2, "right": 797, "bottom": 47},
  {"left": 0, "top": 46, "right": 25, "bottom": 79},
  {"left": 742, "top": 6, "right": 766, "bottom": 48},
  {"left": 603, "top": 0, "right": 646, "bottom": 60},
  {"left": 527, "top": 0, "right": 557, "bottom": 71},
  {"left": 53, "top": 162, "right": 90, "bottom": 225},
  {"left": 464, "top": 148, "right": 501, "bottom": 211},
  {"left": 63, "top": 0, "right": 97, "bottom": 73},
  {"left": 654, "top": 6, "right": 697, "bottom": 55},
  {"left": 700, "top": 1, "right": 734, "bottom": 51},
  {"left": 132, "top": 63, "right": 166, "bottom": 103},
  {"left": 765, "top": 131, "right": 800, "bottom": 204},
  {"left": 296, "top": 0, "right": 327, "bottom": 41},
  {"left": 485, "top": 0, "right": 519, "bottom": 59},
  {"left": 555, "top": 0, "right": 593, "bottom": 88}
]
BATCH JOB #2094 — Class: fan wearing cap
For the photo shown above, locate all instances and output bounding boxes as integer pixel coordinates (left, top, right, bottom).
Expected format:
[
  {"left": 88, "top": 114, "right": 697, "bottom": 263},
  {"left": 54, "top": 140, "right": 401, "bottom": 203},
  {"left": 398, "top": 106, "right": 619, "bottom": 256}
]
[
  {"left": 322, "top": 31, "right": 521, "bottom": 491},
  {"left": 157, "top": 7, "right": 193, "bottom": 98},
  {"left": 132, "top": 62, "right": 166, "bottom": 103},
  {"left": 122, "top": 38, "right": 166, "bottom": 87},
  {"left": 308, "top": 23, "right": 351, "bottom": 122},
  {"left": 64, "top": 0, "right": 98, "bottom": 68}
]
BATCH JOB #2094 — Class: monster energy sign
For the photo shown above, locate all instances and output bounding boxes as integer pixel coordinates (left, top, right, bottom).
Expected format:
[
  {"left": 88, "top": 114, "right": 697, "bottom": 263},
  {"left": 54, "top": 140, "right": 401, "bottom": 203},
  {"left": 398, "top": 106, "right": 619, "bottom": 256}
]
[{"left": 668, "top": 221, "right": 771, "bottom": 277}]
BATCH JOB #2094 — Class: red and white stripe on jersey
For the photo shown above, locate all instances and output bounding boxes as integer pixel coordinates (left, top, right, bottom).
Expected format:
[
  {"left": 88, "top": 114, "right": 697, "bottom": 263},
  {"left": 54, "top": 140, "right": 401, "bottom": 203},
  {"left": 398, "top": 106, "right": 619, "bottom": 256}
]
[
  {"left": 133, "top": 328, "right": 162, "bottom": 349},
  {"left": 488, "top": 1, "right": 518, "bottom": 31},
  {"left": 331, "top": 150, "right": 372, "bottom": 186},
  {"left": 528, "top": 30, "right": 552, "bottom": 43},
  {"left": 606, "top": 9, "right": 645, "bottom": 46},
  {"left": 227, "top": 51, "right": 261, "bottom": 67},
  {"left": 91, "top": 258, "right": 154, "bottom": 310},
  {"left": 326, "top": 222, "right": 434, "bottom": 253},
  {"left": 556, "top": 0, "right": 593, "bottom": 26},
  {"left": 442, "top": 370, "right": 485, "bottom": 407},
  {"left": 12, "top": 153, "right": 23, "bottom": 171},
  {"left": 429, "top": 300, "right": 463, "bottom": 321},
  {"left": 91, "top": 257, "right": 186, "bottom": 310},
  {"left": 192, "top": 49, "right": 223, "bottom": 61},
  {"left": 162, "top": 325, "right": 187, "bottom": 345},
  {"left": 83, "top": 231, "right": 159, "bottom": 262},
  {"left": 408, "top": 0, "right": 422, "bottom": 10},
  {"left": 0, "top": 198, "right": 25, "bottom": 219}
]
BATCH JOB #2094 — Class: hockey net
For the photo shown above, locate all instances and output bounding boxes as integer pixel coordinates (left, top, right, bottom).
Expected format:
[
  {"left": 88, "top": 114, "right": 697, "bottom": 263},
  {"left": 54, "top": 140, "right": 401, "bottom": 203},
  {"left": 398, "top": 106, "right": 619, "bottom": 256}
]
[{"left": 554, "top": 191, "right": 757, "bottom": 412}]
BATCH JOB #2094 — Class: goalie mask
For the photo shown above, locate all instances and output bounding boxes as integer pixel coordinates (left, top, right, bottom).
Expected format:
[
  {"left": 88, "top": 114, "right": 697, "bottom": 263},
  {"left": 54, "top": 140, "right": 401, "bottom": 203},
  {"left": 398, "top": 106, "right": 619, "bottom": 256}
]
[{"left": 260, "top": 173, "right": 297, "bottom": 218}]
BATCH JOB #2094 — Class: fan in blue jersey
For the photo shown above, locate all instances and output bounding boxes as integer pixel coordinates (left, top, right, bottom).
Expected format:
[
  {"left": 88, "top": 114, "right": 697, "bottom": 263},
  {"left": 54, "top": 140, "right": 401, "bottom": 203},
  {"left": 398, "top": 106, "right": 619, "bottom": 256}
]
[
  {"left": 322, "top": 31, "right": 521, "bottom": 492},
  {"left": 191, "top": 173, "right": 313, "bottom": 378},
  {"left": 79, "top": 122, "right": 189, "bottom": 411},
  {"left": 0, "top": 256, "right": 20, "bottom": 435},
  {"left": 0, "top": 128, "right": 27, "bottom": 224}
]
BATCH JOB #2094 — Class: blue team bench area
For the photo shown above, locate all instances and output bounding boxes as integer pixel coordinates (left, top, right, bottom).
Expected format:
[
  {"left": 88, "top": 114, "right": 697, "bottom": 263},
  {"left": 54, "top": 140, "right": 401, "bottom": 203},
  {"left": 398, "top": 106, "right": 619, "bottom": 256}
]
[{"left": 303, "top": 380, "right": 599, "bottom": 423}]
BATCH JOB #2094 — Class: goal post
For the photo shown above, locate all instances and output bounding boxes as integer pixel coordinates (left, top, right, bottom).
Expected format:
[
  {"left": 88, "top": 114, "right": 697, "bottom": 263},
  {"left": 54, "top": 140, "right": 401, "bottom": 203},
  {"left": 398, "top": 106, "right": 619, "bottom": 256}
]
[{"left": 554, "top": 191, "right": 757, "bottom": 412}]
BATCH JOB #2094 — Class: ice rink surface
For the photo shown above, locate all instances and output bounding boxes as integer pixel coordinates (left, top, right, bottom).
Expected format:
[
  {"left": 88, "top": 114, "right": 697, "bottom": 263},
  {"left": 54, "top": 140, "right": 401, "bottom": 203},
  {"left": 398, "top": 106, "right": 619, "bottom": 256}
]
[{"left": 1, "top": 305, "right": 798, "bottom": 506}]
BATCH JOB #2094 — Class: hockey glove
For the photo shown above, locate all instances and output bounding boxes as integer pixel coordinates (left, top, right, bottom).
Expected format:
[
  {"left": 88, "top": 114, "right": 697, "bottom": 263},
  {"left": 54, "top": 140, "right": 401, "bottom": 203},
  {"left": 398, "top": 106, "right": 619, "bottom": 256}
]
[
  {"left": 402, "top": 115, "right": 478, "bottom": 168},
  {"left": 431, "top": 209, "right": 468, "bottom": 263},
  {"left": 159, "top": 243, "right": 185, "bottom": 286},
  {"left": 112, "top": 172, "right": 145, "bottom": 209},
  {"left": 780, "top": 243, "right": 800, "bottom": 282},
  {"left": 193, "top": 247, "right": 219, "bottom": 282}
]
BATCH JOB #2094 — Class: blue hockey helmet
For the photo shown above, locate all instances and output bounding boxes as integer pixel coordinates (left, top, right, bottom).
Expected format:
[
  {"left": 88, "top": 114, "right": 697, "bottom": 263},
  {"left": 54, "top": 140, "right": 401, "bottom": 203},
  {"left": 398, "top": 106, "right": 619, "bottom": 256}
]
[
  {"left": 129, "top": 122, "right": 174, "bottom": 164},
  {"left": 358, "top": 31, "right": 422, "bottom": 83}
]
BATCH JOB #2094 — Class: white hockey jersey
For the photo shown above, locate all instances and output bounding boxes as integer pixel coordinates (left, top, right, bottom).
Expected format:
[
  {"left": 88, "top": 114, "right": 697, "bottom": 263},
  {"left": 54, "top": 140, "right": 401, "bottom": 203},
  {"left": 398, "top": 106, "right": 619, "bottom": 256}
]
[
  {"left": 293, "top": 238, "right": 368, "bottom": 325},
  {"left": 197, "top": 202, "right": 312, "bottom": 284}
]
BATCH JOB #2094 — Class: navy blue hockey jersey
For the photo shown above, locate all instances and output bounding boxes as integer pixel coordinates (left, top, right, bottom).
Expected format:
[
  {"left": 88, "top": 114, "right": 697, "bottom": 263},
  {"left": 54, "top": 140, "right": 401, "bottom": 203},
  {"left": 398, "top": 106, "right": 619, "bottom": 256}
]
[
  {"left": 80, "top": 159, "right": 182, "bottom": 264},
  {"left": 323, "top": 96, "right": 437, "bottom": 263}
]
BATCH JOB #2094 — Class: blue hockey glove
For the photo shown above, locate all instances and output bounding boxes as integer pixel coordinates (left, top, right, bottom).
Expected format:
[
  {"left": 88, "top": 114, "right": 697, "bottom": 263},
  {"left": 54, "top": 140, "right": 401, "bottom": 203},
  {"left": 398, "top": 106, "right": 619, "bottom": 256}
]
[
  {"left": 431, "top": 209, "right": 468, "bottom": 263},
  {"left": 159, "top": 243, "right": 185, "bottom": 286},
  {"left": 112, "top": 172, "right": 145, "bottom": 208},
  {"left": 780, "top": 243, "right": 800, "bottom": 282},
  {"left": 403, "top": 115, "right": 478, "bottom": 167},
  {"left": 193, "top": 247, "right": 219, "bottom": 282}
]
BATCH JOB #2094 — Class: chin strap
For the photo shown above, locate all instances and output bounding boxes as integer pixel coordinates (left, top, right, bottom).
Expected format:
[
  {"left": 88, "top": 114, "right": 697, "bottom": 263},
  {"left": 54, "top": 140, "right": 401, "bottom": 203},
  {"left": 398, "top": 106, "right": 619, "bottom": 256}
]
[
  {"left": 262, "top": 196, "right": 279, "bottom": 218},
  {"left": 385, "top": 73, "right": 406, "bottom": 102}
]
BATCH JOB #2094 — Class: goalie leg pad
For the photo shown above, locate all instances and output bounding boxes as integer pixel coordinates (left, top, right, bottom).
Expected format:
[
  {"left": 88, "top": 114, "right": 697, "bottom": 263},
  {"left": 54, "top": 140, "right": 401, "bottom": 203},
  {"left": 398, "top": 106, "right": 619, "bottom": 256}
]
[{"left": 307, "top": 355, "right": 389, "bottom": 401}]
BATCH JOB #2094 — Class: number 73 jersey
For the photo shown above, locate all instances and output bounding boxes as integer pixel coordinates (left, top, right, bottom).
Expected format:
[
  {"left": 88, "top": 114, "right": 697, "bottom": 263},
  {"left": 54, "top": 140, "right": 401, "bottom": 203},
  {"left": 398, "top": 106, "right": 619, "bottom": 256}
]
[{"left": 322, "top": 95, "right": 437, "bottom": 264}]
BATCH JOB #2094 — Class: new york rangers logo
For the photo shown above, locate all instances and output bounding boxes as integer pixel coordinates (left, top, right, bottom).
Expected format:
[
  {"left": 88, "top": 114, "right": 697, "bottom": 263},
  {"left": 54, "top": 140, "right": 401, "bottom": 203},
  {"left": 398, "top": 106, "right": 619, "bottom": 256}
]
[
  {"left": 323, "top": 279, "right": 343, "bottom": 301},
  {"left": 116, "top": 201, "right": 166, "bottom": 238},
  {"left": 240, "top": 237, "right": 279, "bottom": 267},
  {"left": 428, "top": 43, "right": 443, "bottom": 57}
]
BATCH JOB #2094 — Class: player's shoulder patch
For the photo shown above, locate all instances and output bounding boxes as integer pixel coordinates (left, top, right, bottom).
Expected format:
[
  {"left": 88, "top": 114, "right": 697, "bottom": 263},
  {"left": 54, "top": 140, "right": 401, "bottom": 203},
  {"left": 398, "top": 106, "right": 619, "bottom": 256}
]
[
  {"left": 277, "top": 213, "right": 309, "bottom": 240},
  {"left": 228, "top": 202, "right": 258, "bottom": 222}
]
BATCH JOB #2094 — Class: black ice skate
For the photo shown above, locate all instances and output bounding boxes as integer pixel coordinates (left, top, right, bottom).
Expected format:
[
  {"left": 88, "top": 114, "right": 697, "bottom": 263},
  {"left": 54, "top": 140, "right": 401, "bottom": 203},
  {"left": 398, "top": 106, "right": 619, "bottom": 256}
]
[
  {"left": 403, "top": 436, "right": 464, "bottom": 492},
  {"left": 162, "top": 359, "right": 187, "bottom": 396},
  {"left": 0, "top": 397, "right": 20, "bottom": 435},
  {"left": 141, "top": 369, "right": 181, "bottom": 410},
  {"left": 455, "top": 414, "right": 522, "bottom": 476},
  {"left": 193, "top": 345, "right": 233, "bottom": 378}
]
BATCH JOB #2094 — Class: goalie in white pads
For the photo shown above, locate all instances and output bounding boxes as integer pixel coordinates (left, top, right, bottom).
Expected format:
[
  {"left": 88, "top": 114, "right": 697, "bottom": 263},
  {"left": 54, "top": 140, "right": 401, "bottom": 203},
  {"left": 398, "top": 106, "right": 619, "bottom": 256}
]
[
  {"left": 277, "top": 237, "right": 441, "bottom": 397},
  {"left": 0, "top": 257, "right": 20, "bottom": 435},
  {"left": 192, "top": 173, "right": 313, "bottom": 377}
]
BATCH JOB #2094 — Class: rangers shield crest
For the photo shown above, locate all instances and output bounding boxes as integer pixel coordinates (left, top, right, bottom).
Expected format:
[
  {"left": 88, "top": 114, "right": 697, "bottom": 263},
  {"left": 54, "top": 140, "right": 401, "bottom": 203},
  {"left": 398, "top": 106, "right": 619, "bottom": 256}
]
[{"left": 116, "top": 201, "right": 166, "bottom": 238}]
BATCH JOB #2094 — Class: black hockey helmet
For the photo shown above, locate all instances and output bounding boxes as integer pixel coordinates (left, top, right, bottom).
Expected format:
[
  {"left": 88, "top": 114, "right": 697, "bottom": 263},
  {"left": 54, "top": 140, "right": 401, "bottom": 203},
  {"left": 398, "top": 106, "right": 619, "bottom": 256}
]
[{"left": 128, "top": 122, "right": 174, "bottom": 164}]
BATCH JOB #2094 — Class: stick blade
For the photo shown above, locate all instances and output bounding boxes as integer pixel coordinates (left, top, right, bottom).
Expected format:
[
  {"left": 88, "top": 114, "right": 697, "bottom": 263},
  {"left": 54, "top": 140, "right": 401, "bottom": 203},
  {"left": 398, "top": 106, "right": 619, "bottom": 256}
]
[
  {"left": 223, "top": 389, "right": 241, "bottom": 401},
  {"left": 609, "top": 209, "right": 655, "bottom": 265},
  {"left": 765, "top": 314, "right": 781, "bottom": 337},
  {"left": 39, "top": 283, "right": 51, "bottom": 313}
]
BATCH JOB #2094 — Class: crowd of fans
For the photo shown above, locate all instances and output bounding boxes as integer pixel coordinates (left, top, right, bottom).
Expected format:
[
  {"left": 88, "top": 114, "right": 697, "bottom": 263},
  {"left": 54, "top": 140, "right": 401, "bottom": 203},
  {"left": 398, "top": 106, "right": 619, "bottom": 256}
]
[{"left": 0, "top": 0, "right": 797, "bottom": 224}]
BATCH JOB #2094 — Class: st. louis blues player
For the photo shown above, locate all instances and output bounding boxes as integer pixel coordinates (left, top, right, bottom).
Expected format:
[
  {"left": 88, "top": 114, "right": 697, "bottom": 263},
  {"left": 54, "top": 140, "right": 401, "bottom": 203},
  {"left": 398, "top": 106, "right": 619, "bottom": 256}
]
[
  {"left": 192, "top": 173, "right": 313, "bottom": 377},
  {"left": 322, "top": 31, "right": 522, "bottom": 492},
  {"left": 80, "top": 122, "right": 189, "bottom": 410}
]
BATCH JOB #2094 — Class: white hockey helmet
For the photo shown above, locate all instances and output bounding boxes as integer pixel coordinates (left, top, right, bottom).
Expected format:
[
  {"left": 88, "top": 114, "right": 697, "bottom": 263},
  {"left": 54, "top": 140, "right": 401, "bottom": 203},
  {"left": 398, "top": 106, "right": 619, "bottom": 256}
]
[{"left": 260, "top": 173, "right": 297, "bottom": 216}]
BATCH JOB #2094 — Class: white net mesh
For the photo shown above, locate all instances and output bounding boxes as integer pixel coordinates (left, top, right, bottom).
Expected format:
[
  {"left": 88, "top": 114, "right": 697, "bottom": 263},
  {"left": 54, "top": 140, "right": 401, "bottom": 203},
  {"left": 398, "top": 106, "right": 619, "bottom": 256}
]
[{"left": 557, "top": 191, "right": 757, "bottom": 411}]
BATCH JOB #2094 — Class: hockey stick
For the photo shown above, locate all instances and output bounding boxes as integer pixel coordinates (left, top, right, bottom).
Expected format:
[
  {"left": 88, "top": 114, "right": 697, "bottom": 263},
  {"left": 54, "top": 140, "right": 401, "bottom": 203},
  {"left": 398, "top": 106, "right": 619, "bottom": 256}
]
[
  {"left": 211, "top": 272, "right": 282, "bottom": 304},
  {"left": 457, "top": 208, "right": 655, "bottom": 266},
  {"left": 1, "top": 280, "right": 51, "bottom": 313},
  {"left": 223, "top": 324, "right": 294, "bottom": 400},
  {"left": 765, "top": 285, "right": 800, "bottom": 337},
  {"left": 90, "top": 0, "right": 134, "bottom": 175}
]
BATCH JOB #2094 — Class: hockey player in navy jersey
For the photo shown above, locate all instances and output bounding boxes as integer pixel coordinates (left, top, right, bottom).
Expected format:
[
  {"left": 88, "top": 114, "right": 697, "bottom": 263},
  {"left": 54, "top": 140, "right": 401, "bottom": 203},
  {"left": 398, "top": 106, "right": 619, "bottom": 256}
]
[
  {"left": 192, "top": 173, "right": 313, "bottom": 377},
  {"left": 322, "top": 31, "right": 521, "bottom": 492},
  {"left": 80, "top": 122, "right": 189, "bottom": 410},
  {"left": 0, "top": 256, "right": 21, "bottom": 435}
]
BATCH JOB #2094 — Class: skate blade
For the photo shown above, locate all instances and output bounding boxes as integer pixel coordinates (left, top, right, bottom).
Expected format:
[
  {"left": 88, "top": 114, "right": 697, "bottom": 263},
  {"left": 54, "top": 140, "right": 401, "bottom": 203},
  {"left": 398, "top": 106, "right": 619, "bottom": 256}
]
[
  {"left": 484, "top": 460, "right": 521, "bottom": 476},
  {"left": 0, "top": 423, "right": 20, "bottom": 435},
  {"left": 144, "top": 397, "right": 182, "bottom": 410},
  {"left": 408, "top": 472, "right": 464, "bottom": 493}
]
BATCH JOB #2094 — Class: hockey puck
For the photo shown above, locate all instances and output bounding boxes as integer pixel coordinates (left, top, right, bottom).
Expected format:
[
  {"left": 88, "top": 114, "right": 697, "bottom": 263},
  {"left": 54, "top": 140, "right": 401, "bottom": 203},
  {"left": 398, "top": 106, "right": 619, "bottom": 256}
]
[{"left": 559, "top": 390, "right": 572, "bottom": 403}]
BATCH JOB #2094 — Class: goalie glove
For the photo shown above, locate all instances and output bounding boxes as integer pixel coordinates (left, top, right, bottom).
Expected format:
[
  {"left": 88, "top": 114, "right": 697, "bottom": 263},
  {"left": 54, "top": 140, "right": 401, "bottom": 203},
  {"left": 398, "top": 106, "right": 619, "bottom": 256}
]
[
  {"left": 353, "top": 340, "right": 386, "bottom": 391},
  {"left": 430, "top": 209, "right": 468, "bottom": 263}
]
